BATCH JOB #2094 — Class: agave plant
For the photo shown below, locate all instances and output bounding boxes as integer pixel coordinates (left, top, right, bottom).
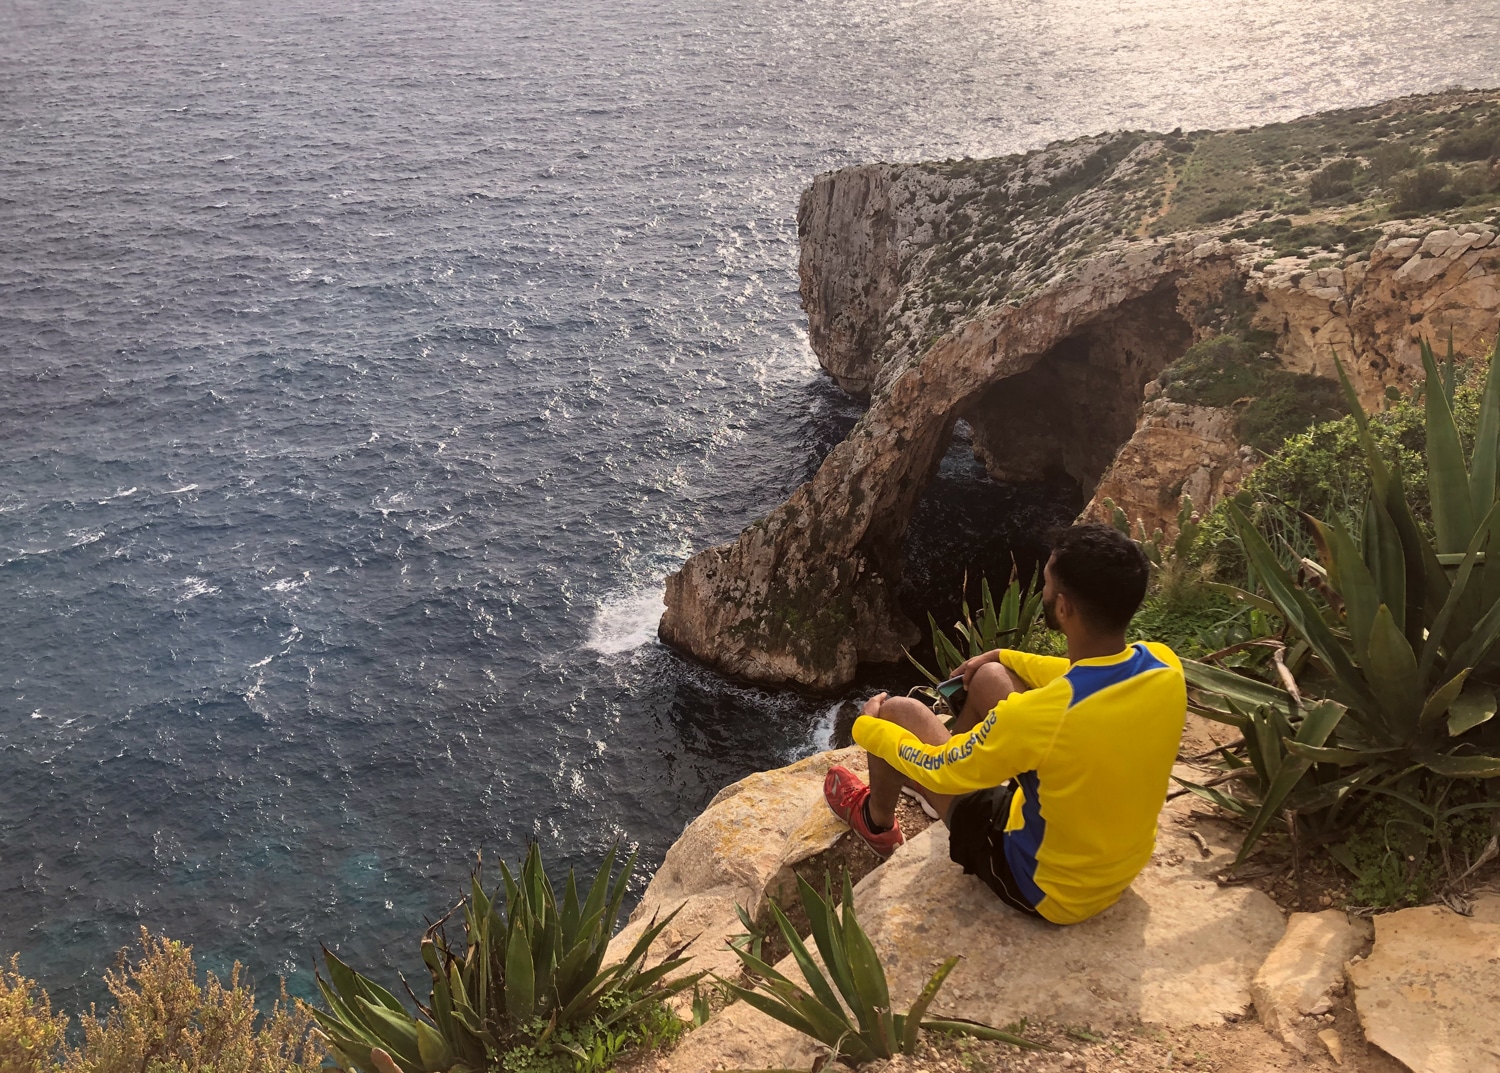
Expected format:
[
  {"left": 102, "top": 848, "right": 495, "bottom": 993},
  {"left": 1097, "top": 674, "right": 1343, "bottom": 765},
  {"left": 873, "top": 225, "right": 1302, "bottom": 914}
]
[
  {"left": 1182, "top": 334, "right": 1500, "bottom": 859},
  {"left": 909, "top": 571, "right": 1045, "bottom": 686},
  {"left": 313, "top": 844, "right": 701, "bottom": 1073},
  {"left": 717, "top": 872, "right": 1045, "bottom": 1065}
]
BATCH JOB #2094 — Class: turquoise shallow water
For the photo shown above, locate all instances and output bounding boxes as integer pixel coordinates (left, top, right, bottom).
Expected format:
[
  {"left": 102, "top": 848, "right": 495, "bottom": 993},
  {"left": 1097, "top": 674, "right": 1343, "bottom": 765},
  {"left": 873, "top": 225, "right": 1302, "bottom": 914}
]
[{"left": 2, "top": 0, "right": 1498, "bottom": 1008}]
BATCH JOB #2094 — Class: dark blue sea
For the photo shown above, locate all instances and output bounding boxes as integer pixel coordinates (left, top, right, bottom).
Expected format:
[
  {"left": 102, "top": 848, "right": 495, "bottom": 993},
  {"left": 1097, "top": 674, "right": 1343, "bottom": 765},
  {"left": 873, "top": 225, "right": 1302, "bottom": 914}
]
[{"left": 4, "top": 0, "right": 1498, "bottom": 1009}]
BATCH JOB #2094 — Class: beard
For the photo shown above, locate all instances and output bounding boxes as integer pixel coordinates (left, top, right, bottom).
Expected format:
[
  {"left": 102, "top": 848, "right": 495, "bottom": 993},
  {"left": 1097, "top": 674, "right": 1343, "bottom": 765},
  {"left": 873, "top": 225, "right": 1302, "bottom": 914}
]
[{"left": 1043, "top": 593, "right": 1060, "bottom": 631}]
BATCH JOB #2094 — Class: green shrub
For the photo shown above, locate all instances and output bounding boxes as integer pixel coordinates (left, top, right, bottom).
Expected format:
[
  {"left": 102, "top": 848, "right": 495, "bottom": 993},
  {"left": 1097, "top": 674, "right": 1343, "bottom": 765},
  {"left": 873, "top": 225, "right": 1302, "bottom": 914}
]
[
  {"left": 1392, "top": 165, "right": 1463, "bottom": 213},
  {"left": 314, "top": 845, "right": 699, "bottom": 1073},
  {"left": 1197, "top": 198, "right": 1247, "bottom": 223},
  {"left": 1193, "top": 386, "right": 1449, "bottom": 579},
  {"left": 1161, "top": 334, "right": 1279, "bottom": 407},
  {"left": 718, "top": 872, "right": 1046, "bottom": 1064},
  {"left": 908, "top": 573, "right": 1044, "bottom": 686},
  {"left": 1236, "top": 376, "right": 1348, "bottom": 455},
  {"left": 1434, "top": 119, "right": 1500, "bottom": 163},
  {"left": 1452, "top": 162, "right": 1500, "bottom": 199},
  {"left": 71, "top": 931, "right": 322, "bottom": 1073},
  {"left": 1331, "top": 792, "right": 1497, "bottom": 908},
  {"left": 1159, "top": 333, "right": 1348, "bottom": 455},
  {"left": 1181, "top": 338, "right": 1500, "bottom": 864},
  {"left": 1367, "top": 142, "right": 1422, "bottom": 182},
  {"left": 1309, "top": 158, "right": 1358, "bottom": 202}
]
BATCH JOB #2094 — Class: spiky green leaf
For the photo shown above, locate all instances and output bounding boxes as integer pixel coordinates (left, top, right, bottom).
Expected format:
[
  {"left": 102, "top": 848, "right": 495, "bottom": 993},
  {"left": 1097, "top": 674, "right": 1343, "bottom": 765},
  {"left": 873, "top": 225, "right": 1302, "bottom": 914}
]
[{"left": 1448, "top": 687, "right": 1498, "bottom": 737}]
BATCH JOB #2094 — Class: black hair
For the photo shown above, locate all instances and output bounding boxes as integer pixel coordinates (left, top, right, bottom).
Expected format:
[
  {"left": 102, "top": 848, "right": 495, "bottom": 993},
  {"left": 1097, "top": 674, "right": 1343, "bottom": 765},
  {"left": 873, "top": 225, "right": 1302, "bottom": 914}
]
[{"left": 1048, "top": 523, "right": 1150, "bottom": 631}]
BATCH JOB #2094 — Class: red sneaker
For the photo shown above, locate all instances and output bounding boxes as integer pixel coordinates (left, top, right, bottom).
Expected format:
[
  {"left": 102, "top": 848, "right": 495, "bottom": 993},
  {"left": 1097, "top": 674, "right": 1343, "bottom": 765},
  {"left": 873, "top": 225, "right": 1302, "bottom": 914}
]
[{"left": 824, "top": 764, "right": 904, "bottom": 858}]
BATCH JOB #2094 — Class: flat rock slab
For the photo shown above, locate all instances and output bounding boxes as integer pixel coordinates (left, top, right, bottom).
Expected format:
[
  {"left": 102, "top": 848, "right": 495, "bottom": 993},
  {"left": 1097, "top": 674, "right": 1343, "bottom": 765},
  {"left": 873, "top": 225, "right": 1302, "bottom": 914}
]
[
  {"left": 851, "top": 799, "right": 1286, "bottom": 1032},
  {"left": 1251, "top": 910, "right": 1371, "bottom": 1049},
  {"left": 1348, "top": 896, "right": 1500, "bottom": 1073},
  {"left": 662, "top": 794, "right": 1286, "bottom": 1070}
]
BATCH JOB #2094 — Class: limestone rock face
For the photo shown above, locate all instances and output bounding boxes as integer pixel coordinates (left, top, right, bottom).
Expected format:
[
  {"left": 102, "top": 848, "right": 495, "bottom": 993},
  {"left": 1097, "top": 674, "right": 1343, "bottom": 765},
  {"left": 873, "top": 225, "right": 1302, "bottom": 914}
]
[
  {"left": 796, "top": 165, "right": 903, "bottom": 397},
  {"left": 1087, "top": 397, "right": 1247, "bottom": 539},
  {"left": 1084, "top": 225, "right": 1500, "bottom": 538},
  {"left": 662, "top": 95, "right": 1500, "bottom": 689},
  {"left": 603, "top": 747, "right": 865, "bottom": 994},
  {"left": 661, "top": 238, "right": 1223, "bottom": 690},
  {"left": 1253, "top": 225, "right": 1500, "bottom": 407},
  {"left": 662, "top": 794, "right": 1287, "bottom": 1071},
  {"left": 1250, "top": 910, "right": 1372, "bottom": 1051},
  {"left": 1347, "top": 897, "right": 1500, "bottom": 1073},
  {"left": 848, "top": 796, "right": 1286, "bottom": 1031}
]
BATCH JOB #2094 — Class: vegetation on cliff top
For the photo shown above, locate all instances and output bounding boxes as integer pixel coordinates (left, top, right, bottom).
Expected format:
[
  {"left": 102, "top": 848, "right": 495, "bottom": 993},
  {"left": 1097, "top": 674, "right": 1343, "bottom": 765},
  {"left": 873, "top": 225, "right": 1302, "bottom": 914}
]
[{"left": 888, "top": 89, "right": 1500, "bottom": 356}]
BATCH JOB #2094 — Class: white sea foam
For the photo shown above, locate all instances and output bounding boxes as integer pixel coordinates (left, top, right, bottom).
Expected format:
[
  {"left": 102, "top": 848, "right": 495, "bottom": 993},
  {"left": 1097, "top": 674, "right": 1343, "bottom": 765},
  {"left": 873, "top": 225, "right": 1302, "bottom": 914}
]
[
  {"left": 808, "top": 703, "right": 841, "bottom": 753},
  {"left": 176, "top": 576, "right": 221, "bottom": 602},
  {"left": 586, "top": 585, "right": 664, "bottom": 655},
  {"left": 97, "top": 487, "right": 137, "bottom": 504}
]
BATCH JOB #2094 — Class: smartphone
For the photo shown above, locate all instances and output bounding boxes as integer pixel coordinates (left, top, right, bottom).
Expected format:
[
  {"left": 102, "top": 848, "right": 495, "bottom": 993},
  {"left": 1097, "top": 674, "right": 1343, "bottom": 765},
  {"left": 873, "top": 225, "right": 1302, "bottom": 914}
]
[{"left": 936, "top": 674, "right": 966, "bottom": 702}]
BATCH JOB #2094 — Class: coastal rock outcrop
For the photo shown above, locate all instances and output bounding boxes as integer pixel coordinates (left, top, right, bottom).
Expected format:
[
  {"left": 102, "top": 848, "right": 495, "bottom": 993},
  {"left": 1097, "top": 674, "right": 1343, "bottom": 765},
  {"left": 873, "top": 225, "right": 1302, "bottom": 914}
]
[
  {"left": 660, "top": 237, "right": 1223, "bottom": 690},
  {"left": 663, "top": 89, "right": 1500, "bottom": 690},
  {"left": 645, "top": 749, "right": 1286, "bottom": 1072},
  {"left": 1250, "top": 910, "right": 1372, "bottom": 1052},
  {"left": 1086, "top": 226, "right": 1500, "bottom": 535},
  {"left": 602, "top": 747, "right": 865, "bottom": 995}
]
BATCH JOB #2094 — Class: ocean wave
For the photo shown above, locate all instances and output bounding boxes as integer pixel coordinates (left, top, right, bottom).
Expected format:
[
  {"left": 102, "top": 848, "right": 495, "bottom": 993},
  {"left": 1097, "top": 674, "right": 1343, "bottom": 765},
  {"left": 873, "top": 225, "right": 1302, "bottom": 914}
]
[
  {"left": 263, "top": 572, "right": 310, "bottom": 593},
  {"left": 175, "top": 576, "right": 220, "bottom": 602},
  {"left": 586, "top": 585, "right": 665, "bottom": 655}
]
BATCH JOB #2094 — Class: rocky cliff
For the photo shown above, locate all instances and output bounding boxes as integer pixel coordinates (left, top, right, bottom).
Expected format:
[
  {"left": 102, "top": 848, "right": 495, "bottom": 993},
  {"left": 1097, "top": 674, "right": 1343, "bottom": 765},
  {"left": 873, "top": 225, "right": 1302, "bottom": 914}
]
[
  {"left": 1090, "top": 225, "right": 1500, "bottom": 535},
  {"left": 662, "top": 89, "right": 1500, "bottom": 691}
]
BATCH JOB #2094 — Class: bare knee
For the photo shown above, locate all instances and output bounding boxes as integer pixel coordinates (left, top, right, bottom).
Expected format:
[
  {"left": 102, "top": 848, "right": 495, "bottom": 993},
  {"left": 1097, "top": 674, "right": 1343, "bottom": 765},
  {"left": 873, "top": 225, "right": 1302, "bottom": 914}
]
[
  {"left": 957, "top": 661, "right": 1022, "bottom": 731},
  {"left": 870, "top": 695, "right": 950, "bottom": 746},
  {"left": 970, "top": 660, "right": 1021, "bottom": 698}
]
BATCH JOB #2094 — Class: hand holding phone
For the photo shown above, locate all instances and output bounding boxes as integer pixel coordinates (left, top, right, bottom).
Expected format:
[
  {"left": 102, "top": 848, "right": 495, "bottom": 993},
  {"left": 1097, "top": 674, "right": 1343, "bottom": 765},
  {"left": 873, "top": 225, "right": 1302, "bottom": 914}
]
[{"left": 936, "top": 674, "right": 966, "bottom": 702}]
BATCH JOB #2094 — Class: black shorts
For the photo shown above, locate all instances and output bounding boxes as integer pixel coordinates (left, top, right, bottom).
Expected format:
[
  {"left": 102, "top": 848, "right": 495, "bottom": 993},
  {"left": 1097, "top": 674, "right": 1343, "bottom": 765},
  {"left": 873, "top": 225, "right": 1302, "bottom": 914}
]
[{"left": 947, "top": 783, "right": 1044, "bottom": 918}]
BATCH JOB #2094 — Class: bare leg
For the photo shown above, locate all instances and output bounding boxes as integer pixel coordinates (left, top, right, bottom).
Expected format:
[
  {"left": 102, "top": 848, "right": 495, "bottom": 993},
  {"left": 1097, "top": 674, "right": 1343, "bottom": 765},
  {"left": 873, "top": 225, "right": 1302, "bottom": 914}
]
[
  {"left": 865, "top": 662, "right": 1024, "bottom": 828},
  {"left": 954, "top": 660, "right": 1025, "bottom": 733}
]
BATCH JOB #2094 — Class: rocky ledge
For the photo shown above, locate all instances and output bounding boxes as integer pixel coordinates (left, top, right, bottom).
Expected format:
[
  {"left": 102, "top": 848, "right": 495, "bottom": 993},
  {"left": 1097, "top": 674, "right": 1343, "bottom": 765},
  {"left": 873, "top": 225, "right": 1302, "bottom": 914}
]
[
  {"left": 613, "top": 748, "right": 1500, "bottom": 1073},
  {"left": 659, "top": 89, "right": 1500, "bottom": 691}
]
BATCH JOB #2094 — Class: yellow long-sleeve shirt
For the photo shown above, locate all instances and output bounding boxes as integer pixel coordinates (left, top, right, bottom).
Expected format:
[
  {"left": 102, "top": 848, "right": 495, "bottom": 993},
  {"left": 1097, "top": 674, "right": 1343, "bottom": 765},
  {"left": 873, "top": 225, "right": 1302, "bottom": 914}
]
[{"left": 854, "top": 642, "right": 1186, "bottom": 924}]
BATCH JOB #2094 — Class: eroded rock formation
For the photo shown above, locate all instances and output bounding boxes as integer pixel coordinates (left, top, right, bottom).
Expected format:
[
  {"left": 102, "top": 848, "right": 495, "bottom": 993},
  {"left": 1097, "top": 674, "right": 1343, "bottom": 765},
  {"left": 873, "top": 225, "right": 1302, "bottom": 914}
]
[
  {"left": 662, "top": 89, "right": 1500, "bottom": 691},
  {"left": 1088, "top": 226, "right": 1500, "bottom": 535},
  {"left": 661, "top": 238, "right": 1229, "bottom": 690}
]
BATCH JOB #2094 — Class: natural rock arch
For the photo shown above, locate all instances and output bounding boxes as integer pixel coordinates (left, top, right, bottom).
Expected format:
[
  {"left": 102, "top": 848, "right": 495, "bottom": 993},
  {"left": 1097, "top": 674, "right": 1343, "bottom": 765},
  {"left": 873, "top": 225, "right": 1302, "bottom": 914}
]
[{"left": 659, "top": 239, "right": 1226, "bottom": 692}]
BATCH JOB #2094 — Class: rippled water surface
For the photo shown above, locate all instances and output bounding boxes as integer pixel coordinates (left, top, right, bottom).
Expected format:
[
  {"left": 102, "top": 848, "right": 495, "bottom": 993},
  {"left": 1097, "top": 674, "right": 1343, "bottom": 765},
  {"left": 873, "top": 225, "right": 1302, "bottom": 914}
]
[{"left": 3, "top": 0, "right": 1498, "bottom": 1004}]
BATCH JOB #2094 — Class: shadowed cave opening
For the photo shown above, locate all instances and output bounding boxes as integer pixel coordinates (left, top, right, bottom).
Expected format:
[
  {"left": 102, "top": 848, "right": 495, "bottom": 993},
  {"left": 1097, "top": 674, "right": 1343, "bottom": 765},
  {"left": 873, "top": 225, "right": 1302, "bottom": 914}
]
[{"left": 892, "top": 283, "right": 1195, "bottom": 653}]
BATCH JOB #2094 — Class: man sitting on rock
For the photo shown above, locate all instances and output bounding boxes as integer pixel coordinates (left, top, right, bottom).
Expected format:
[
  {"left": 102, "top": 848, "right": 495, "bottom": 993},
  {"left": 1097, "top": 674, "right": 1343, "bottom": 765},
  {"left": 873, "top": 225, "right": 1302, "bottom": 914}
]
[{"left": 824, "top": 523, "right": 1186, "bottom": 925}]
